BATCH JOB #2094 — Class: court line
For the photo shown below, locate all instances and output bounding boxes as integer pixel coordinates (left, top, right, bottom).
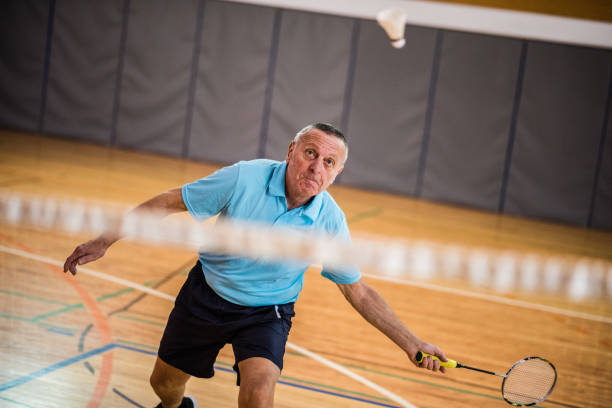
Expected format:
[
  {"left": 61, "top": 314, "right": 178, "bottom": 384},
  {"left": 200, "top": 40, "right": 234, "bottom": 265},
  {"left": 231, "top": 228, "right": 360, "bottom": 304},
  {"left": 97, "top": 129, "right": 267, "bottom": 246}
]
[
  {"left": 115, "top": 344, "right": 405, "bottom": 408},
  {"left": 276, "top": 378, "right": 401, "bottom": 408},
  {"left": 0, "top": 344, "right": 116, "bottom": 392},
  {"left": 347, "top": 207, "right": 383, "bottom": 224},
  {"left": 214, "top": 359, "right": 391, "bottom": 403},
  {"left": 112, "top": 388, "right": 145, "bottom": 408},
  {"left": 0, "top": 395, "right": 37, "bottom": 408},
  {"left": 2, "top": 343, "right": 399, "bottom": 408},
  {"left": 9, "top": 244, "right": 609, "bottom": 325},
  {"left": 115, "top": 336, "right": 532, "bottom": 406},
  {"left": 46, "top": 327, "right": 74, "bottom": 337},
  {"left": 1, "top": 244, "right": 605, "bottom": 406},
  {"left": 31, "top": 303, "right": 84, "bottom": 321},
  {"left": 0, "top": 245, "right": 175, "bottom": 302},
  {"left": 359, "top": 272, "right": 612, "bottom": 324},
  {"left": 0, "top": 289, "right": 71, "bottom": 306},
  {"left": 115, "top": 313, "right": 165, "bottom": 327},
  {"left": 0, "top": 238, "right": 114, "bottom": 408},
  {"left": 1, "top": 285, "right": 152, "bottom": 323},
  {"left": 0, "top": 245, "right": 417, "bottom": 408}
]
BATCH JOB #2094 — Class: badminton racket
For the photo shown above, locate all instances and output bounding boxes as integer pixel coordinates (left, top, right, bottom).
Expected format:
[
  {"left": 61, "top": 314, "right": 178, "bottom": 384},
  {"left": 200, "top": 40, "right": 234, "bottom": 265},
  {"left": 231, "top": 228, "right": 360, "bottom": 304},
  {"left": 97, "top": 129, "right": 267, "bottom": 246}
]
[{"left": 416, "top": 351, "right": 557, "bottom": 406}]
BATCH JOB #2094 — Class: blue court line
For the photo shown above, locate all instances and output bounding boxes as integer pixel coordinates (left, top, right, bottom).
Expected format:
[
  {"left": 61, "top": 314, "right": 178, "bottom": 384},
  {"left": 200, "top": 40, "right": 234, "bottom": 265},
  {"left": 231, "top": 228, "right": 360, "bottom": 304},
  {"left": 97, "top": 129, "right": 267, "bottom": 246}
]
[
  {"left": 113, "top": 387, "right": 145, "bottom": 408},
  {"left": 45, "top": 327, "right": 75, "bottom": 337},
  {"left": 0, "top": 395, "right": 37, "bottom": 408},
  {"left": 112, "top": 345, "right": 404, "bottom": 407},
  {"left": 0, "top": 343, "right": 116, "bottom": 392},
  {"left": 1, "top": 343, "right": 408, "bottom": 408},
  {"left": 277, "top": 379, "right": 401, "bottom": 408}
]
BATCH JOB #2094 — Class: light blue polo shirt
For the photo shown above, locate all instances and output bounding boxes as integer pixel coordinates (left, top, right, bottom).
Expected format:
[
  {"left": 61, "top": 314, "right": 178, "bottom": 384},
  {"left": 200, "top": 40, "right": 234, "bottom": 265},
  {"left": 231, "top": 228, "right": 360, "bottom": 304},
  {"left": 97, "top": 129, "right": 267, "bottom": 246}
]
[{"left": 181, "top": 159, "right": 361, "bottom": 306}]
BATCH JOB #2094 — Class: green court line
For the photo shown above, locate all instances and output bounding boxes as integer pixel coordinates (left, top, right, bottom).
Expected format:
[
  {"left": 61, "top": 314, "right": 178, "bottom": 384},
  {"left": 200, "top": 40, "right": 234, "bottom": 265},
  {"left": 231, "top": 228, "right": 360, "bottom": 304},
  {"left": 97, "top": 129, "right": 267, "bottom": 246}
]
[
  {"left": 111, "top": 337, "right": 551, "bottom": 407},
  {"left": 33, "top": 321, "right": 78, "bottom": 334},
  {"left": 286, "top": 349, "right": 509, "bottom": 404},
  {"left": 346, "top": 207, "right": 383, "bottom": 224},
  {"left": 95, "top": 280, "right": 155, "bottom": 303},
  {"left": 114, "top": 314, "right": 165, "bottom": 327},
  {"left": 280, "top": 373, "right": 390, "bottom": 402},
  {"left": 96, "top": 287, "right": 135, "bottom": 302},
  {"left": 0, "top": 313, "right": 33, "bottom": 323},
  {"left": 340, "top": 362, "right": 501, "bottom": 401},
  {"left": 0, "top": 289, "right": 72, "bottom": 306},
  {"left": 14, "top": 280, "right": 158, "bottom": 323},
  {"left": 210, "top": 360, "right": 393, "bottom": 403},
  {"left": 0, "top": 313, "right": 77, "bottom": 334},
  {"left": 30, "top": 304, "right": 84, "bottom": 322},
  {"left": 116, "top": 338, "right": 157, "bottom": 351},
  {"left": 113, "top": 339, "right": 393, "bottom": 404}
]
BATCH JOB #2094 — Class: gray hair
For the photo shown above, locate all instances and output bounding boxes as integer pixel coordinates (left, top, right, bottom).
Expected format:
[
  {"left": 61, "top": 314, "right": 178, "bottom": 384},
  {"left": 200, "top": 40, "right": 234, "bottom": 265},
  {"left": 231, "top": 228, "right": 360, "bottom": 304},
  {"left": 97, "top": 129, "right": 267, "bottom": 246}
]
[{"left": 293, "top": 123, "right": 348, "bottom": 163}]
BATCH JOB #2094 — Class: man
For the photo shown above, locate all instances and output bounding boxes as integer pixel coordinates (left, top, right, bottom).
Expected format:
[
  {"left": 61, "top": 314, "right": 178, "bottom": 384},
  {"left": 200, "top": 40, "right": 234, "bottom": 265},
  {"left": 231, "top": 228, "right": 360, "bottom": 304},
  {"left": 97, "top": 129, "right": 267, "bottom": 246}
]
[{"left": 64, "top": 123, "right": 447, "bottom": 408}]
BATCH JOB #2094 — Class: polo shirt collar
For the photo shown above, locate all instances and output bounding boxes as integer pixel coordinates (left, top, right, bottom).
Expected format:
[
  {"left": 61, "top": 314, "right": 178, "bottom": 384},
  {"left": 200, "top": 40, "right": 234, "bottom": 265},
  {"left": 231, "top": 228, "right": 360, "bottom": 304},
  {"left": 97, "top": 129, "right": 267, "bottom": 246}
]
[
  {"left": 268, "top": 161, "right": 323, "bottom": 221},
  {"left": 268, "top": 161, "right": 287, "bottom": 197}
]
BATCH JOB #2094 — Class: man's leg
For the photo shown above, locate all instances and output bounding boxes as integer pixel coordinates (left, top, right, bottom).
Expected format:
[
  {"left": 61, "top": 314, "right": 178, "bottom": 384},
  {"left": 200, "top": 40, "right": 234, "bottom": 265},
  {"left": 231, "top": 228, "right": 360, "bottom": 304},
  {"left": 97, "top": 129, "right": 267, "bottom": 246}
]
[
  {"left": 237, "top": 357, "right": 281, "bottom": 408},
  {"left": 150, "top": 357, "right": 192, "bottom": 408}
]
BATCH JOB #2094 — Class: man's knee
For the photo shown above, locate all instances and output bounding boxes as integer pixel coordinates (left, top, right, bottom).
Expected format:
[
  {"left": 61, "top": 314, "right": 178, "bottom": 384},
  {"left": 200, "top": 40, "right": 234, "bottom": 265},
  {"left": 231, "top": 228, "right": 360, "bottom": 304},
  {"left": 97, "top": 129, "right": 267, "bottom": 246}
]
[
  {"left": 150, "top": 357, "right": 190, "bottom": 394},
  {"left": 239, "top": 378, "right": 277, "bottom": 408},
  {"left": 238, "top": 357, "right": 280, "bottom": 408}
]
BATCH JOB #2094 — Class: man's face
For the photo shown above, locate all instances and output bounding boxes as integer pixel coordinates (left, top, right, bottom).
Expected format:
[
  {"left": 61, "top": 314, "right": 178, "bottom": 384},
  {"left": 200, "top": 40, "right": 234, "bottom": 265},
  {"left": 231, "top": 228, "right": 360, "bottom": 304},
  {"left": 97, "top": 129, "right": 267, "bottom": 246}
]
[{"left": 285, "top": 128, "right": 346, "bottom": 204}]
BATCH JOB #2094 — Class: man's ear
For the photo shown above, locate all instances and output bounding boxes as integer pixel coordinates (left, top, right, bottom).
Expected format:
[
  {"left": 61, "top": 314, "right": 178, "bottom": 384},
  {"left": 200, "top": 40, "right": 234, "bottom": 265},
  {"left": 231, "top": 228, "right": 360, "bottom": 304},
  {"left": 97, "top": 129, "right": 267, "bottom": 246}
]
[{"left": 286, "top": 141, "right": 296, "bottom": 162}]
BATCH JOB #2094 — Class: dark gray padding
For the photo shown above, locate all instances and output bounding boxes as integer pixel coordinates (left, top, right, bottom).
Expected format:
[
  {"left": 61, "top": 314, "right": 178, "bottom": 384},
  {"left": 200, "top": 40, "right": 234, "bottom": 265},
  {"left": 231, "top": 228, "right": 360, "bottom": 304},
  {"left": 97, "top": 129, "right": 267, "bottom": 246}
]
[
  {"left": 188, "top": 0, "right": 276, "bottom": 164},
  {"left": 44, "top": 0, "right": 123, "bottom": 143},
  {"left": 592, "top": 101, "right": 612, "bottom": 229},
  {"left": 0, "top": 1, "right": 48, "bottom": 130},
  {"left": 263, "top": 10, "right": 353, "bottom": 161},
  {"left": 340, "top": 22, "right": 437, "bottom": 195},
  {"left": 1, "top": 0, "right": 611, "bottom": 229},
  {"left": 421, "top": 32, "right": 522, "bottom": 210},
  {"left": 505, "top": 42, "right": 612, "bottom": 225},
  {"left": 116, "top": 0, "right": 198, "bottom": 156}
]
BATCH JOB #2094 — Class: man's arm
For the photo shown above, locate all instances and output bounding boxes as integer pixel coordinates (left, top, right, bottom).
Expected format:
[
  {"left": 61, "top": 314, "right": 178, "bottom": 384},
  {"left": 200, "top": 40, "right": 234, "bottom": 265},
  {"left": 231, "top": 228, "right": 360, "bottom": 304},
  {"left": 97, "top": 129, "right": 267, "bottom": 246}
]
[
  {"left": 337, "top": 279, "right": 448, "bottom": 372},
  {"left": 63, "top": 187, "right": 187, "bottom": 275}
]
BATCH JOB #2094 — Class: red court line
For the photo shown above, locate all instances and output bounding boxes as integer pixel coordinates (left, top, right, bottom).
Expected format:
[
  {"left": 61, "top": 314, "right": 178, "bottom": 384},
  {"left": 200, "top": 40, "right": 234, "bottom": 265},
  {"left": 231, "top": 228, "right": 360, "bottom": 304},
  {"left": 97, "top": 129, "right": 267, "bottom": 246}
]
[{"left": 0, "top": 233, "right": 113, "bottom": 408}]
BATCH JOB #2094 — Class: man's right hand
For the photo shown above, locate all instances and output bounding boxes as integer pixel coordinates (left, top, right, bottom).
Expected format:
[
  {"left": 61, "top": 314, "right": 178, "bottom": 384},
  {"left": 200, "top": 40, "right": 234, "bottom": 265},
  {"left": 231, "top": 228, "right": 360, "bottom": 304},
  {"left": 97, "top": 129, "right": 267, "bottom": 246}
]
[{"left": 63, "top": 237, "right": 111, "bottom": 275}]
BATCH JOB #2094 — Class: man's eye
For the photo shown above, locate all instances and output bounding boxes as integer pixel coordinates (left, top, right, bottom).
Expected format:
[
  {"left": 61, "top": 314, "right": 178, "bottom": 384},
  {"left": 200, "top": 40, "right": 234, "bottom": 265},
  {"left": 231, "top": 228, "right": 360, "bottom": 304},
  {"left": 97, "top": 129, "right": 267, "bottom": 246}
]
[
  {"left": 305, "top": 149, "right": 315, "bottom": 157},
  {"left": 325, "top": 159, "right": 335, "bottom": 167}
]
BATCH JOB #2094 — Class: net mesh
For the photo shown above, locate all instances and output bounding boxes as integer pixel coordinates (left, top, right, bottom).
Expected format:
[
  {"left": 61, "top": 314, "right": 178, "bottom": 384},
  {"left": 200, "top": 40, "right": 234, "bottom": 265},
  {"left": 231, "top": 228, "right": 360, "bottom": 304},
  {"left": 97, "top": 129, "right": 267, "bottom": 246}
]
[
  {"left": 502, "top": 357, "right": 556, "bottom": 405},
  {"left": 1, "top": 192, "right": 612, "bottom": 301}
]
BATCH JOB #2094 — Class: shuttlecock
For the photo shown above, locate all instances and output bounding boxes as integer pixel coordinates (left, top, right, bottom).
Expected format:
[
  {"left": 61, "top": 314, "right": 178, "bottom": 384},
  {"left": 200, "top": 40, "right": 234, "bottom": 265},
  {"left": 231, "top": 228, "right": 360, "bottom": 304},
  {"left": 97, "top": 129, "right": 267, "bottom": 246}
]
[{"left": 376, "top": 8, "right": 407, "bottom": 49}]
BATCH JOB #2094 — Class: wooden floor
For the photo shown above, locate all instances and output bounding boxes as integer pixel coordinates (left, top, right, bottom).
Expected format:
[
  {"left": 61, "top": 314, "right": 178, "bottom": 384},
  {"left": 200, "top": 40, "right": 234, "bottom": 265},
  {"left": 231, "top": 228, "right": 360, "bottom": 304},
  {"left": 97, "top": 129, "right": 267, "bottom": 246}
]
[{"left": 1, "top": 130, "right": 611, "bottom": 408}]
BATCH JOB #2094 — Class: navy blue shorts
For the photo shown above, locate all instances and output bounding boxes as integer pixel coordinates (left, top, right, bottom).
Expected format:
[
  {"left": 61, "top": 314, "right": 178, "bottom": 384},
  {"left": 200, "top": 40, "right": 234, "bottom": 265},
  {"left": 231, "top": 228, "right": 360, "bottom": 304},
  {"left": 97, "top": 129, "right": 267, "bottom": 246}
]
[{"left": 158, "top": 262, "right": 295, "bottom": 385}]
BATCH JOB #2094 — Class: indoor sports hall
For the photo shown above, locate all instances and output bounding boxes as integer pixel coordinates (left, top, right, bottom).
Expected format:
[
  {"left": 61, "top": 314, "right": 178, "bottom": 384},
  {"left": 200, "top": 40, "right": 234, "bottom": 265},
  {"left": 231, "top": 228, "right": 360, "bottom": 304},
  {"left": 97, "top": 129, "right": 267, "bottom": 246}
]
[{"left": 1, "top": 1, "right": 611, "bottom": 408}]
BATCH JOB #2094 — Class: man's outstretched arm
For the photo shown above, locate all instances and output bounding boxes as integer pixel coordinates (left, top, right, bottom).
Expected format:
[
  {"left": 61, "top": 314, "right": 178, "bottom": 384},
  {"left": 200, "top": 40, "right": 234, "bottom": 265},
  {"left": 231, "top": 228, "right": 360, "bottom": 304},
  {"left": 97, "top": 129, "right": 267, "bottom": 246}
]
[
  {"left": 337, "top": 279, "right": 448, "bottom": 372},
  {"left": 63, "top": 187, "right": 187, "bottom": 275}
]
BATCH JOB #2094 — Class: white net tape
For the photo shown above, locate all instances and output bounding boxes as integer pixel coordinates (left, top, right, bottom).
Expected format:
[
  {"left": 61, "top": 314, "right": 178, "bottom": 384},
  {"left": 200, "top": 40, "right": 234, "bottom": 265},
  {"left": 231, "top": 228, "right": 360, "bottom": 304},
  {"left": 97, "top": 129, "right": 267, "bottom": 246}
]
[{"left": 1, "top": 192, "right": 611, "bottom": 301}]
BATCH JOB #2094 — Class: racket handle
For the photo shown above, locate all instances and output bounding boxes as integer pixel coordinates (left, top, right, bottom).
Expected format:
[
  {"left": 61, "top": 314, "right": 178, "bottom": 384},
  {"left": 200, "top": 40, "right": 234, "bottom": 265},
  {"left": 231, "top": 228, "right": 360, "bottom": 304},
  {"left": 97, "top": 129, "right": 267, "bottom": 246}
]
[{"left": 415, "top": 351, "right": 458, "bottom": 368}]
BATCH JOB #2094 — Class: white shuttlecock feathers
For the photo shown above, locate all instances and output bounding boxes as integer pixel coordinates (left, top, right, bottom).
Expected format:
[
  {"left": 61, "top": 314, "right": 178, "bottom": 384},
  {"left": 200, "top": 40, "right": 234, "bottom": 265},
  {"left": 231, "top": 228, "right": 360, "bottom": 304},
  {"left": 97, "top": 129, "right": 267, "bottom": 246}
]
[{"left": 376, "top": 8, "right": 407, "bottom": 49}]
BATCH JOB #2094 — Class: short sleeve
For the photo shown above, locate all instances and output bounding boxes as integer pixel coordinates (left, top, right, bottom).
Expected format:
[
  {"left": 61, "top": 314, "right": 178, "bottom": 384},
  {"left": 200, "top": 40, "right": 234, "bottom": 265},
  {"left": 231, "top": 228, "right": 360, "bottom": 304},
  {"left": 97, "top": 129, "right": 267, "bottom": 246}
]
[
  {"left": 182, "top": 163, "right": 240, "bottom": 221},
  {"left": 320, "top": 214, "right": 361, "bottom": 284}
]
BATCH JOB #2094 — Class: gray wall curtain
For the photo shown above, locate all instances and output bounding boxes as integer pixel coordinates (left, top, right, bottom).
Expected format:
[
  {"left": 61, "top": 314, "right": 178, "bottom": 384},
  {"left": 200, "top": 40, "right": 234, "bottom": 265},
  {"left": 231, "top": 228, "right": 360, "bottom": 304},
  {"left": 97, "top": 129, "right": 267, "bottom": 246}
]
[{"left": 1, "top": 0, "right": 611, "bottom": 229}]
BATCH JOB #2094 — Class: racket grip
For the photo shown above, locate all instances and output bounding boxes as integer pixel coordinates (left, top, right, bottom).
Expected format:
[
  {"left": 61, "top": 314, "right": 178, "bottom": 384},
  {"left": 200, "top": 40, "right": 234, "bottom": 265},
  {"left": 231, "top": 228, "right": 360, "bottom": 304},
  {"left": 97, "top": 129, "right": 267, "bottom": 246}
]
[{"left": 415, "top": 351, "right": 458, "bottom": 368}]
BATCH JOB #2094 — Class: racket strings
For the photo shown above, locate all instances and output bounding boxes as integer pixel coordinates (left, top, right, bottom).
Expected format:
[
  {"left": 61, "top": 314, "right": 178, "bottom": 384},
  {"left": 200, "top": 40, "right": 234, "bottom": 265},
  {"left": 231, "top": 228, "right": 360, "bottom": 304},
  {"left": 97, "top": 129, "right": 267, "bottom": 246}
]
[{"left": 502, "top": 358, "right": 556, "bottom": 405}]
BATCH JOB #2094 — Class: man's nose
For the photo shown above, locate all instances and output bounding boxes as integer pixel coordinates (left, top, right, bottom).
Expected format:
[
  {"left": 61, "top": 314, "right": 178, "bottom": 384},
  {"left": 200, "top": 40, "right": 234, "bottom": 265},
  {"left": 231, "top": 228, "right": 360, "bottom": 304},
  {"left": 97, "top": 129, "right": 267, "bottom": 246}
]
[{"left": 309, "top": 157, "right": 324, "bottom": 173}]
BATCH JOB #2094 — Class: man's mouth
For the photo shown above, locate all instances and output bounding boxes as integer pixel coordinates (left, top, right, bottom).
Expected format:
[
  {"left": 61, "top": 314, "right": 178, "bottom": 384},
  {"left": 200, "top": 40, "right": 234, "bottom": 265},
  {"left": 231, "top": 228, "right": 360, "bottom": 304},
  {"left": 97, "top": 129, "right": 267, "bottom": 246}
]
[{"left": 301, "top": 177, "right": 319, "bottom": 188}]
